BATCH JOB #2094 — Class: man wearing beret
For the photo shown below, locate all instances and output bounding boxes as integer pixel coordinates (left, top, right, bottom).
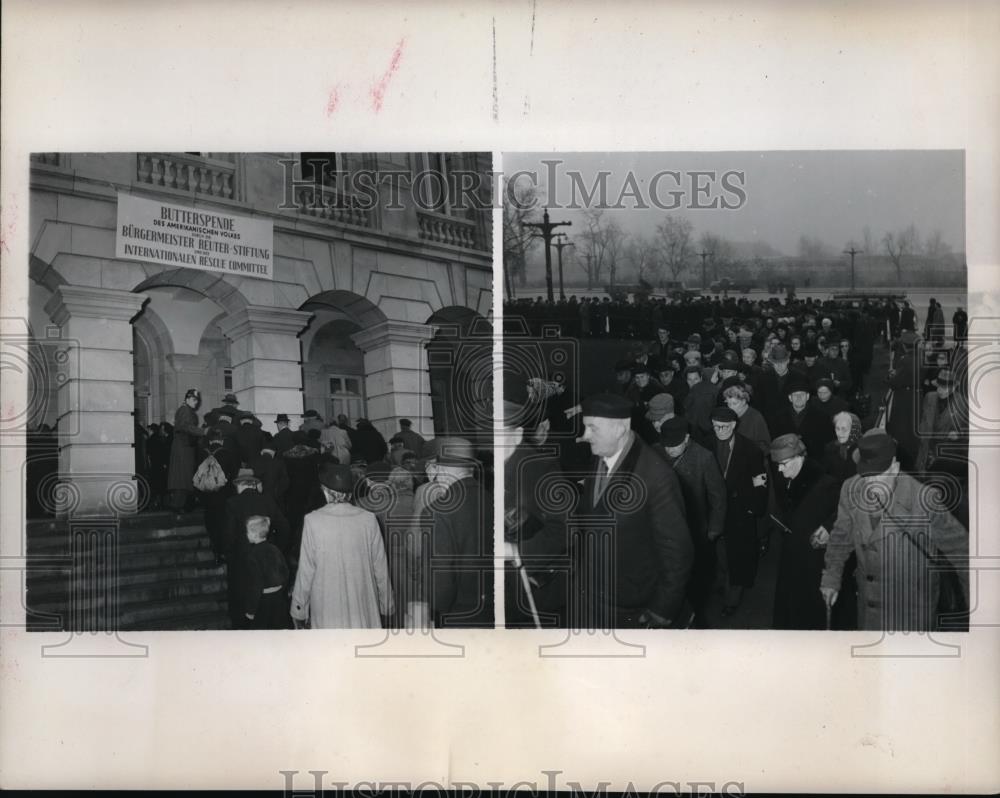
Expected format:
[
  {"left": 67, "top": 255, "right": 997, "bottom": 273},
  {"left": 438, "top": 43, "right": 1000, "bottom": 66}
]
[
  {"left": 660, "top": 416, "right": 727, "bottom": 624},
  {"left": 820, "top": 431, "right": 968, "bottom": 632},
  {"left": 711, "top": 405, "right": 769, "bottom": 616},
  {"left": 574, "top": 392, "right": 694, "bottom": 628}
]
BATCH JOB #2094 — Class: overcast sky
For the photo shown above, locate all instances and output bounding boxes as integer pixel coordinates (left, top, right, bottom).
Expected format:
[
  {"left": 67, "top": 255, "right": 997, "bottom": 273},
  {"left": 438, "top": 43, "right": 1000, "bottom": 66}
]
[{"left": 501, "top": 150, "right": 964, "bottom": 257}]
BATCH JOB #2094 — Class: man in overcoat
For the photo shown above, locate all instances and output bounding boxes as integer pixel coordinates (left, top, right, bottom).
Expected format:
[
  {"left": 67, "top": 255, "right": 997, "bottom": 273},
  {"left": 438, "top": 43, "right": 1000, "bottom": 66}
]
[
  {"left": 711, "top": 406, "right": 769, "bottom": 616},
  {"left": 820, "top": 431, "right": 969, "bottom": 632},
  {"left": 573, "top": 392, "right": 693, "bottom": 629}
]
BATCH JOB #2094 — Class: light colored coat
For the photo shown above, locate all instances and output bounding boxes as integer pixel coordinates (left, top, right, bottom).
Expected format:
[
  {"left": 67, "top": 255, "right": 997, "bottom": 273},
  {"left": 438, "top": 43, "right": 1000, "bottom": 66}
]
[
  {"left": 821, "top": 472, "right": 967, "bottom": 631},
  {"left": 291, "top": 502, "right": 394, "bottom": 628}
]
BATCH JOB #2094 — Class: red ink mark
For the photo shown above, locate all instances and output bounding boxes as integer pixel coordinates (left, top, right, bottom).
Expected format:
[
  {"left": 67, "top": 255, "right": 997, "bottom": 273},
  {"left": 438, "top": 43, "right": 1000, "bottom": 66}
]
[
  {"left": 370, "top": 38, "right": 406, "bottom": 112},
  {"left": 325, "top": 86, "right": 341, "bottom": 117}
]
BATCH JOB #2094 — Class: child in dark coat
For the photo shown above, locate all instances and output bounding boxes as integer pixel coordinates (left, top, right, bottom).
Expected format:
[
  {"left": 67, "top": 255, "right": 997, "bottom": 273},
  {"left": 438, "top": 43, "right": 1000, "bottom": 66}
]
[{"left": 237, "top": 515, "right": 291, "bottom": 630}]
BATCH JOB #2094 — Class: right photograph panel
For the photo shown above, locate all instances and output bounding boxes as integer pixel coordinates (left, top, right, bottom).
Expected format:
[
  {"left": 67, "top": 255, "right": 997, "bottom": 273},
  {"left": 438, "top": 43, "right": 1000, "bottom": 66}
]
[{"left": 501, "top": 151, "right": 968, "bottom": 632}]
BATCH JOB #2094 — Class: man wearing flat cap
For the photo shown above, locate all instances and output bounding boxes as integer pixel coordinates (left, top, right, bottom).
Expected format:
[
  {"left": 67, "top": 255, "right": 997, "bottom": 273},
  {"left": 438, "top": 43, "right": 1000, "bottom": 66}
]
[
  {"left": 291, "top": 462, "right": 393, "bottom": 628},
  {"left": 769, "top": 433, "right": 844, "bottom": 629},
  {"left": 660, "top": 416, "right": 726, "bottom": 624},
  {"left": 820, "top": 430, "right": 968, "bottom": 632},
  {"left": 426, "top": 437, "right": 493, "bottom": 628},
  {"left": 711, "top": 405, "right": 769, "bottom": 617},
  {"left": 574, "top": 392, "right": 693, "bottom": 628}
]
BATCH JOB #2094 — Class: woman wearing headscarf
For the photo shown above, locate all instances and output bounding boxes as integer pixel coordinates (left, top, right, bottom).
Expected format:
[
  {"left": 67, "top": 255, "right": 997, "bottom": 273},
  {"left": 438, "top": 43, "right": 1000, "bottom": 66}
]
[
  {"left": 166, "top": 388, "right": 206, "bottom": 512},
  {"left": 822, "top": 411, "right": 863, "bottom": 485}
]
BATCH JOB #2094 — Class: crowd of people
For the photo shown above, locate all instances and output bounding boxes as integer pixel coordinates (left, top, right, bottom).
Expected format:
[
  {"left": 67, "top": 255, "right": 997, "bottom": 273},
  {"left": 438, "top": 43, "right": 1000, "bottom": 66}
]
[
  {"left": 136, "top": 392, "right": 492, "bottom": 630},
  {"left": 503, "top": 292, "right": 970, "bottom": 632}
]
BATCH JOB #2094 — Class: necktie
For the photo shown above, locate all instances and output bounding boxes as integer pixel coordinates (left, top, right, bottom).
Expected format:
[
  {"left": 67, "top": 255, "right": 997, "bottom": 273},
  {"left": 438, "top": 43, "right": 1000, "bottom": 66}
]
[{"left": 595, "top": 459, "right": 609, "bottom": 504}]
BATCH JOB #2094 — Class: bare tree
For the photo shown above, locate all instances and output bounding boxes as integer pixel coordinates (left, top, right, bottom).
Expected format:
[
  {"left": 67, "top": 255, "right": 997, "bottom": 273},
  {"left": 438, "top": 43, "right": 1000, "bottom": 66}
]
[
  {"left": 502, "top": 183, "right": 540, "bottom": 291},
  {"left": 578, "top": 208, "right": 623, "bottom": 290},
  {"left": 655, "top": 215, "right": 694, "bottom": 282},
  {"left": 627, "top": 235, "right": 660, "bottom": 285},
  {"left": 883, "top": 224, "right": 920, "bottom": 285},
  {"left": 924, "top": 229, "right": 951, "bottom": 259},
  {"left": 798, "top": 234, "right": 832, "bottom": 261}
]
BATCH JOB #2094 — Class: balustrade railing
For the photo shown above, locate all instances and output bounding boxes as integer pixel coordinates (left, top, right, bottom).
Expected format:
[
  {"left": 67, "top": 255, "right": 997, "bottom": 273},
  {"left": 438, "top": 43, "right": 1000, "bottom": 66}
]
[
  {"left": 294, "top": 184, "right": 374, "bottom": 229},
  {"left": 136, "top": 153, "right": 237, "bottom": 199},
  {"left": 416, "top": 210, "right": 481, "bottom": 250}
]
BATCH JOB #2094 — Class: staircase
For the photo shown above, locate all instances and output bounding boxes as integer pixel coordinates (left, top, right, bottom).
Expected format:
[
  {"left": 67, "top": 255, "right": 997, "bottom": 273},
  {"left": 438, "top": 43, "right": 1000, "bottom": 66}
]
[{"left": 25, "top": 510, "right": 231, "bottom": 631}]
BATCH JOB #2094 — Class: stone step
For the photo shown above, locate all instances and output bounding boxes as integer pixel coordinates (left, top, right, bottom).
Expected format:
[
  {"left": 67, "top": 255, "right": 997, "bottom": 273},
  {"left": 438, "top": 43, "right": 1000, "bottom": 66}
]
[
  {"left": 28, "top": 565, "right": 226, "bottom": 603},
  {"left": 26, "top": 522, "right": 208, "bottom": 552},
  {"left": 137, "top": 610, "right": 232, "bottom": 631},
  {"left": 118, "top": 597, "right": 230, "bottom": 629}
]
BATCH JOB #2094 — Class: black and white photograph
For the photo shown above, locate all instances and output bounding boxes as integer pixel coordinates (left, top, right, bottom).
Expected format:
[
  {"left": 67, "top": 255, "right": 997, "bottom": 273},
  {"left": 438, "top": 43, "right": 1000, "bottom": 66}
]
[
  {"left": 502, "top": 151, "right": 970, "bottom": 632},
  {"left": 24, "top": 151, "right": 494, "bottom": 631}
]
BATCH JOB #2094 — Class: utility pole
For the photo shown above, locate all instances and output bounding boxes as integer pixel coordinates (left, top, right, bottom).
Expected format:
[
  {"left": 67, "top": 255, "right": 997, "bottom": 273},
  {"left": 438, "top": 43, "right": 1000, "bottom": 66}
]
[
  {"left": 524, "top": 208, "right": 572, "bottom": 303},
  {"left": 698, "top": 249, "right": 713, "bottom": 291},
  {"left": 843, "top": 246, "right": 862, "bottom": 292},
  {"left": 553, "top": 233, "right": 574, "bottom": 301},
  {"left": 585, "top": 252, "right": 593, "bottom": 291}
]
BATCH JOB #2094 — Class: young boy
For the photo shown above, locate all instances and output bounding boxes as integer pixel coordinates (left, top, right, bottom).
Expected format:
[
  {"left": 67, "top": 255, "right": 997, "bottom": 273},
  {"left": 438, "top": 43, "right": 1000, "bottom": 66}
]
[{"left": 238, "top": 515, "right": 291, "bottom": 630}]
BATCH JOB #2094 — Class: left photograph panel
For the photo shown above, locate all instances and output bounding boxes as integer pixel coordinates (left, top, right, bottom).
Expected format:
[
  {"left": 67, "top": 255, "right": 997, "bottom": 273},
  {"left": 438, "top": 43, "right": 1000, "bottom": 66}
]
[{"left": 24, "top": 152, "right": 495, "bottom": 631}]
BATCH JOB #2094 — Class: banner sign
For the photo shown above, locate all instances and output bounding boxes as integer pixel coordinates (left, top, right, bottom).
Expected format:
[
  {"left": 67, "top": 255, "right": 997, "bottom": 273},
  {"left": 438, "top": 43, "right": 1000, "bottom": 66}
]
[{"left": 116, "top": 193, "right": 273, "bottom": 280}]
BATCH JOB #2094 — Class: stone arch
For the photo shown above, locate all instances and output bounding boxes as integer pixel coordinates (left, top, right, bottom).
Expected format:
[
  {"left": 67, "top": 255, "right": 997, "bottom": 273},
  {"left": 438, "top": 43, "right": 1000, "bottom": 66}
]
[
  {"left": 300, "top": 289, "right": 388, "bottom": 329},
  {"left": 133, "top": 267, "right": 250, "bottom": 317}
]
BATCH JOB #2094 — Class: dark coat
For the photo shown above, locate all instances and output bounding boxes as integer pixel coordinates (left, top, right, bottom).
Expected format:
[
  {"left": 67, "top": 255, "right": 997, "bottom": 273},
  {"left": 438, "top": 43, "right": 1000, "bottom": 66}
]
[
  {"left": 249, "top": 451, "right": 290, "bottom": 506},
  {"left": 167, "top": 404, "right": 204, "bottom": 492},
  {"left": 353, "top": 425, "right": 389, "bottom": 464},
  {"left": 821, "top": 440, "right": 858, "bottom": 484},
  {"left": 504, "top": 445, "right": 570, "bottom": 626},
  {"left": 772, "top": 458, "right": 841, "bottom": 629},
  {"left": 574, "top": 433, "right": 694, "bottom": 624},
  {"left": 272, "top": 427, "right": 295, "bottom": 455},
  {"left": 430, "top": 476, "right": 493, "bottom": 627},
  {"left": 224, "top": 489, "right": 292, "bottom": 555},
  {"left": 235, "top": 422, "right": 265, "bottom": 464},
  {"left": 770, "top": 404, "right": 834, "bottom": 462},
  {"left": 714, "top": 432, "right": 769, "bottom": 587}
]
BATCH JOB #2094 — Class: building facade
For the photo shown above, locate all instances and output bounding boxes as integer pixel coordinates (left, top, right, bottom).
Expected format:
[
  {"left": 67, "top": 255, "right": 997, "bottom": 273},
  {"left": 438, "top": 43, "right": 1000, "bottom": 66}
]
[{"left": 28, "top": 152, "right": 493, "bottom": 516}]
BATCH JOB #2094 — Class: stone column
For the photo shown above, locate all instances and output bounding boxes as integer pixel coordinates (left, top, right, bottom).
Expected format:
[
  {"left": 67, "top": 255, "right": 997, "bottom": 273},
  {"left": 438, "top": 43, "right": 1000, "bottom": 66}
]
[
  {"left": 219, "top": 305, "right": 312, "bottom": 427},
  {"left": 351, "top": 321, "right": 434, "bottom": 441},
  {"left": 43, "top": 286, "right": 148, "bottom": 516}
]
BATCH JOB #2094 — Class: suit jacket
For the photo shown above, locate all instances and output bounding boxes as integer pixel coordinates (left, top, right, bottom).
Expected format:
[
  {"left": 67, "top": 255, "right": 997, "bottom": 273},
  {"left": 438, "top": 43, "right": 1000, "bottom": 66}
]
[
  {"left": 576, "top": 433, "right": 693, "bottom": 621},
  {"left": 822, "top": 472, "right": 968, "bottom": 631}
]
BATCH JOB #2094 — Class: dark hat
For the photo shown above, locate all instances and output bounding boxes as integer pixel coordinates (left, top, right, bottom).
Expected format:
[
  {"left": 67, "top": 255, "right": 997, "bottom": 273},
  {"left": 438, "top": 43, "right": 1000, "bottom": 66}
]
[
  {"left": 722, "top": 350, "right": 740, "bottom": 367},
  {"left": 815, "top": 377, "right": 836, "bottom": 394},
  {"left": 184, "top": 388, "right": 201, "bottom": 400},
  {"left": 683, "top": 364, "right": 702, "bottom": 376},
  {"left": 659, "top": 416, "right": 689, "bottom": 446},
  {"left": 399, "top": 418, "right": 413, "bottom": 427},
  {"left": 934, "top": 368, "right": 955, "bottom": 386},
  {"left": 388, "top": 435, "right": 405, "bottom": 445},
  {"left": 686, "top": 333, "right": 702, "bottom": 344},
  {"left": 232, "top": 467, "right": 261, "bottom": 486},
  {"left": 710, "top": 406, "right": 738, "bottom": 423},
  {"left": 222, "top": 393, "right": 240, "bottom": 405},
  {"left": 318, "top": 462, "right": 355, "bottom": 493},
  {"left": 632, "top": 363, "right": 650, "bottom": 376},
  {"left": 769, "top": 433, "right": 806, "bottom": 462},
  {"left": 770, "top": 344, "right": 789, "bottom": 362},
  {"left": 614, "top": 359, "right": 634, "bottom": 373},
  {"left": 785, "top": 372, "right": 812, "bottom": 395},
  {"left": 803, "top": 342, "right": 820, "bottom": 357},
  {"left": 581, "top": 393, "right": 633, "bottom": 419},
  {"left": 303, "top": 409, "right": 322, "bottom": 419},
  {"left": 428, "top": 436, "right": 477, "bottom": 467},
  {"left": 275, "top": 413, "right": 290, "bottom": 424},
  {"left": 645, "top": 393, "right": 675, "bottom": 421},
  {"left": 855, "top": 430, "right": 897, "bottom": 476}
]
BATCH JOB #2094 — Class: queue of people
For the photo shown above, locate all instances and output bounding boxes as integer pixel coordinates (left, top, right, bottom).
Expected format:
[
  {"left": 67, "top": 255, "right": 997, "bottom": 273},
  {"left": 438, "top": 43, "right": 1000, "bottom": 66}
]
[
  {"left": 151, "top": 391, "right": 492, "bottom": 630},
  {"left": 503, "top": 292, "right": 970, "bottom": 632}
]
